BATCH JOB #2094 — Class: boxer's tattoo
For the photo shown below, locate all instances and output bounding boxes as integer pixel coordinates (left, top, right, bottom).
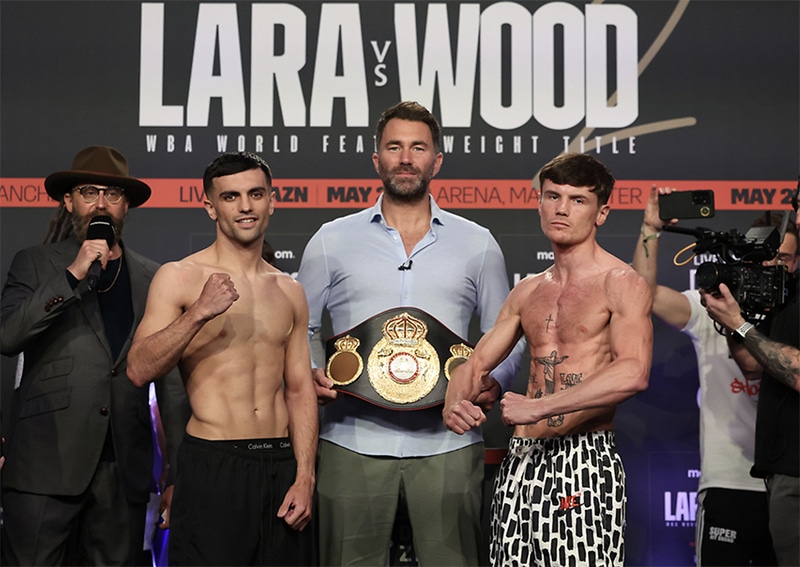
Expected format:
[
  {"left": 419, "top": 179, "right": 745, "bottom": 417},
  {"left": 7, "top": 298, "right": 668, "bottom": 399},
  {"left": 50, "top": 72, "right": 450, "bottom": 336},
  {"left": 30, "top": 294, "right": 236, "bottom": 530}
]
[
  {"left": 534, "top": 350, "right": 569, "bottom": 427},
  {"left": 545, "top": 313, "right": 554, "bottom": 333},
  {"left": 561, "top": 372, "right": 583, "bottom": 387}
]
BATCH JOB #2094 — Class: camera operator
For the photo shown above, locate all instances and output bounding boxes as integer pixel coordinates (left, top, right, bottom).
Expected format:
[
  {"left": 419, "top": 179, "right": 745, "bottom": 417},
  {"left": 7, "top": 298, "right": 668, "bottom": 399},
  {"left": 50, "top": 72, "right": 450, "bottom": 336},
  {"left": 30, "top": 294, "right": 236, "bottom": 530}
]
[
  {"left": 701, "top": 210, "right": 799, "bottom": 567},
  {"left": 633, "top": 187, "right": 790, "bottom": 566}
]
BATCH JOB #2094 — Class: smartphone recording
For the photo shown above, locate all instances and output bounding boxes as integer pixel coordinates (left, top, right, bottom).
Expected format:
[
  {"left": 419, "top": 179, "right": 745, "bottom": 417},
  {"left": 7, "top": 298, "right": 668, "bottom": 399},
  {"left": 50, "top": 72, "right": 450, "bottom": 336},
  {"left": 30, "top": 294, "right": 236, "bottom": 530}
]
[{"left": 658, "top": 190, "right": 715, "bottom": 220}]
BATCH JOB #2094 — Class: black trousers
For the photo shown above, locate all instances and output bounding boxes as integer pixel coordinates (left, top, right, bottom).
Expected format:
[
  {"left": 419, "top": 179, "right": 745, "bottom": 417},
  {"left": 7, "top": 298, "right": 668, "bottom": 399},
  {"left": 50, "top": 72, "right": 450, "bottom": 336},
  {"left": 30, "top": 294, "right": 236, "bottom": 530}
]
[{"left": 1, "top": 461, "right": 147, "bottom": 566}]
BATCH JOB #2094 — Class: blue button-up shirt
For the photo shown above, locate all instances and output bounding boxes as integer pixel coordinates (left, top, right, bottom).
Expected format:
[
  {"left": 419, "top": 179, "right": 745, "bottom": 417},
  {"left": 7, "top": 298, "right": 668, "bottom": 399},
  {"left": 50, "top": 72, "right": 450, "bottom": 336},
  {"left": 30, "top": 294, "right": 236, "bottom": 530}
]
[{"left": 297, "top": 195, "right": 520, "bottom": 457}]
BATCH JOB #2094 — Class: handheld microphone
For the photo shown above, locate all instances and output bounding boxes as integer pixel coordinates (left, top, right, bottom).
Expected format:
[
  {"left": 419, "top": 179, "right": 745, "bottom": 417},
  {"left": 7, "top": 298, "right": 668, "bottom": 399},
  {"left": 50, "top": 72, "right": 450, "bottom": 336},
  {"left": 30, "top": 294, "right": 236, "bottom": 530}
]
[
  {"left": 86, "top": 215, "right": 116, "bottom": 290},
  {"left": 397, "top": 260, "right": 413, "bottom": 271}
]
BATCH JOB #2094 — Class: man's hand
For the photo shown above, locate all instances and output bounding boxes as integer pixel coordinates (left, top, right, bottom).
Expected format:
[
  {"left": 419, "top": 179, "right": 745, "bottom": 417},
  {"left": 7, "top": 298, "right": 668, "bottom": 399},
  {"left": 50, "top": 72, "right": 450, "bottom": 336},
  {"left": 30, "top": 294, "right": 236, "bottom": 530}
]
[
  {"left": 699, "top": 284, "right": 746, "bottom": 332},
  {"left": 194, "top": 273, "right": 239, "bottom": 320},
  {"left": 644, "top": 185, "right": 678, "bottom": 232},
  {"left": 443, "top": 399, "right": 486, "bottom": 435},
  {"left": 277, "top": 479, "right": 313, "bottom": 531},
  {"left": 312, "top": 367, "right": 338, "bottom": 405},
  {"left": 474, "top": 376, "right": 501, "bottom": 411},
  {"left": 158, "top": 484, "right": 174, "bottom": 529},
  {"left": 500, "top": 392, "right": 538, "bottom": 427},
  {"left": 67, "top": 239, "right": 111, "bottom": 281}
]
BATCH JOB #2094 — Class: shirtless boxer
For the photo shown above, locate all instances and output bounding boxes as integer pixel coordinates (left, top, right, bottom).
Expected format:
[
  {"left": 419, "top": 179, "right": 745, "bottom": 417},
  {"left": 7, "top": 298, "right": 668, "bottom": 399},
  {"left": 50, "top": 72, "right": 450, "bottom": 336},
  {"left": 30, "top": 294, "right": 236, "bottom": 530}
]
[
  {"left": 127, "top": 152, "right": 317, "bottom": 566},
  {"left": 444, "top": 153, "right": 653, "bottom": 566}
]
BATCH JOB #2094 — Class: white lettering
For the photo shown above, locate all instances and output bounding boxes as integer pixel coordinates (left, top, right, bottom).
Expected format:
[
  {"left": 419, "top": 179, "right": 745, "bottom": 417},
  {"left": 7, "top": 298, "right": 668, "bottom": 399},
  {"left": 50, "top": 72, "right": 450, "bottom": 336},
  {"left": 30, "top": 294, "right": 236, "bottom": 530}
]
[
  {"left": 664, "top": 491, "right": 697, "bottom": 522},
  {"left": 480, "top": 2, "right": 531, "bottom": 129},
  {"left": 370, "top": 40, "right": 391, "bottom": 62},
  {"left": 310, "top": 4, "right": 369, "bottom": 126},
  {"left": 395, "top": 4, "right": 480, "bottom": 127},
  {"left": 442, "top": 135, "right": 455, "bottom": 153},
  {"left": 139, "top": 2, "right": 640, "bottom": 131},
  {"left": 186, "top": 4, "right": 246, "bottom": 127},
  {"left": 533, "top": 3, "right": 585, "bottom": 130},
  {"left": 709, "top": 526, "right": 737, "bottom": 543},
  {"left": 146, "top": 134, "right": 158, "bottom": 152},
  {"left": 251, "top": 3, "right": 307, "bottom": 127},
  {"left": 585, "top": 5, "right": 638, "bottom": 127},
  {"left": 139, "top": 4, "right": 183, "bottom": 126}
]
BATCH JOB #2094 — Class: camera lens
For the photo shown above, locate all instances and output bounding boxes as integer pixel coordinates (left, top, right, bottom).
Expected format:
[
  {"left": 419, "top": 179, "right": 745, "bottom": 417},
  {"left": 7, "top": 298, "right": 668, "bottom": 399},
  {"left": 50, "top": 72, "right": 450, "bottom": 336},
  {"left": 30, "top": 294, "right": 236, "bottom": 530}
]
[{"left": 696, "top": 262, "right": 740, "bottom": 291}]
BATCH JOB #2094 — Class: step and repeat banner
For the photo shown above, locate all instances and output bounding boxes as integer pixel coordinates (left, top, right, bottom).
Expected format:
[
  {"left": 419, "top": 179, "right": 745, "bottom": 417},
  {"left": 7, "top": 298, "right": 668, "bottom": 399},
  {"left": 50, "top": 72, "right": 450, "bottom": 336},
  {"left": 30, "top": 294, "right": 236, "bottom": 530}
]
[{"left": 1, "top": 1, "right": 798, "bottom": 564}]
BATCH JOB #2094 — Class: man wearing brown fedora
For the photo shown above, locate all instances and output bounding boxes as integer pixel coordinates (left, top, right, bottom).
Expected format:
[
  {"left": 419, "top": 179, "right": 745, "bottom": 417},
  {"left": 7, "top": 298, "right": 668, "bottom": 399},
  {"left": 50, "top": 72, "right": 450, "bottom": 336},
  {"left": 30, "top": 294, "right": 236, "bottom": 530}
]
[{"left": 0, "top": 146, "right": 188, "bottom": 565}]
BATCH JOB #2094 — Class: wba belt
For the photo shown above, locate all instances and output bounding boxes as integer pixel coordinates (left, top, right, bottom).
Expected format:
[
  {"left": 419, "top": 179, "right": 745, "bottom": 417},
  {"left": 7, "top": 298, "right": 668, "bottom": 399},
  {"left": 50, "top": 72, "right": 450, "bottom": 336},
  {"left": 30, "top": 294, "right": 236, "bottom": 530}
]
[{"left": 325, "top": 307, "right": 474, "bottom": 410}]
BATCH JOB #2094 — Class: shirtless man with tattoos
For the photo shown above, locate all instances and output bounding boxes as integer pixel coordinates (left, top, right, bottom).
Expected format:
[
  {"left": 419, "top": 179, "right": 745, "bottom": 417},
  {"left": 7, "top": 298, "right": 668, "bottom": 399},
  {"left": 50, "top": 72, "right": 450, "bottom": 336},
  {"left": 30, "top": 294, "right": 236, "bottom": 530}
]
[
  {"left": 127, "top": 152, "right": 317, "bottom": 566},
  {"left": 443, "top": 153, "right": 653, "bottom": 566}
]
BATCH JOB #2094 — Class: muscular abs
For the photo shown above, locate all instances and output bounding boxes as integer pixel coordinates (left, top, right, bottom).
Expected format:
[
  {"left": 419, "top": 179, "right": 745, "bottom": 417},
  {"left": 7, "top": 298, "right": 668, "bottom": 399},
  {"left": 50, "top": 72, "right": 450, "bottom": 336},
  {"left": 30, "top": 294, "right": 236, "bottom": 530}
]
[
  {"left": 517, "top": 277, "right": 615, "bottom": 438},
  {"left": 181, "top": 271, "right": 294, "bottom": 441}
]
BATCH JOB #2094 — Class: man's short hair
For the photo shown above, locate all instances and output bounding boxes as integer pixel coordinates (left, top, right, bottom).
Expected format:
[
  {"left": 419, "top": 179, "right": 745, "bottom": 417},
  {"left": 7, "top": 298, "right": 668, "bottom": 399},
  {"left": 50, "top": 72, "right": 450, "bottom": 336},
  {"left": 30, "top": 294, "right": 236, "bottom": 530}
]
[
  {"left": 375, "top": 101, "right": 442, "bottom": 153},
  {"left": 203, "top": 152, "right": 273, "bottom": 195},
  {"left": 539, "top": 153, "right": 615, "bottom": 205},
  {"left": 750, "top": 211, "right": 797, "bottom": 236}
]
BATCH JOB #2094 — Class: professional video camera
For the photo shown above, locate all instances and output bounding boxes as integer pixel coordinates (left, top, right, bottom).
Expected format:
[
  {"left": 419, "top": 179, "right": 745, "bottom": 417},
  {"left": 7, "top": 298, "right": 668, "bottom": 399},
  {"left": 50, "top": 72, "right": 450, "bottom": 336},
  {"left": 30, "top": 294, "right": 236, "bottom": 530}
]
[{"left": 663, "top": 212, "right": 797, "bottom": 321}]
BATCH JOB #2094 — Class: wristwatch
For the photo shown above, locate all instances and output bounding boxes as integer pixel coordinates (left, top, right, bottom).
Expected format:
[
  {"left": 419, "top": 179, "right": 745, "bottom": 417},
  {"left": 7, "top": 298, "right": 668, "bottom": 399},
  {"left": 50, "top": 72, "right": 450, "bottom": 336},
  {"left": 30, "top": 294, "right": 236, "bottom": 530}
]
[{"left": 734, "top": 321, "right": 755, "bottom": 341}]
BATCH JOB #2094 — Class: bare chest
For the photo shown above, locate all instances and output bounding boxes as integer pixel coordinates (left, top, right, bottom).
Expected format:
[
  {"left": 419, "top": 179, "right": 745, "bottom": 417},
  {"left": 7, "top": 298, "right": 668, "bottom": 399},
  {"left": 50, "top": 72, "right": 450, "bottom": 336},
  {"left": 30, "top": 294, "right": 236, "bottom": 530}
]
[
  {"left": 520, "top": 281, "right": 610, "bottom": 346},
  {"left": 190, "top": 276, "right": 293, "bottom": 347}
]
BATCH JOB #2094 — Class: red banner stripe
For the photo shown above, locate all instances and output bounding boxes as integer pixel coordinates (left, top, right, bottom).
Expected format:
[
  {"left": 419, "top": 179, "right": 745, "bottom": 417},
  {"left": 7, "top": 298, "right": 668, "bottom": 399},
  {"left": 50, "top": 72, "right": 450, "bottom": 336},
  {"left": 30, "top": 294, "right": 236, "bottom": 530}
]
[{"left": 1, "top": 178, "right": 795, "bottom": 210}]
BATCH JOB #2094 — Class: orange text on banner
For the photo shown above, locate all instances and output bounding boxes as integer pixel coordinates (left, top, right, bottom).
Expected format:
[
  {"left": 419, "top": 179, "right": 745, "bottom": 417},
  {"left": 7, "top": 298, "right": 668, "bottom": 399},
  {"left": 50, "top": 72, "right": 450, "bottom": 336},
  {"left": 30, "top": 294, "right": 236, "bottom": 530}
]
[{"left": 0, "top": 179, "right": 795, "bottom": 210}]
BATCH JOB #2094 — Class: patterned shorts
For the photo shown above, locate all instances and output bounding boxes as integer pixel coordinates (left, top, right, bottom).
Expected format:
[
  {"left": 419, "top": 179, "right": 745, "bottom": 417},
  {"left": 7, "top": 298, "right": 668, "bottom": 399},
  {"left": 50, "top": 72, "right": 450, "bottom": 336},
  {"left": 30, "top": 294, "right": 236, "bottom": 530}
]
[{"left": 490, "top": 432, "right": 626, "bottom": 567}]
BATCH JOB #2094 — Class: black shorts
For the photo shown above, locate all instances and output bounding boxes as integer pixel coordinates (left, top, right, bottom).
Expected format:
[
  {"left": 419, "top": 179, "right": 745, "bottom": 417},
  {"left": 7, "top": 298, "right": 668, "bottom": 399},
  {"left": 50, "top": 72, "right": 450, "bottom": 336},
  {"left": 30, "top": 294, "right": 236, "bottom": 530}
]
[
  {"left": 696, "top": 487, "right": 776, "bottom": 566},
  {"left": 168, "top": 434, "right": 313, "bottom": 566}
]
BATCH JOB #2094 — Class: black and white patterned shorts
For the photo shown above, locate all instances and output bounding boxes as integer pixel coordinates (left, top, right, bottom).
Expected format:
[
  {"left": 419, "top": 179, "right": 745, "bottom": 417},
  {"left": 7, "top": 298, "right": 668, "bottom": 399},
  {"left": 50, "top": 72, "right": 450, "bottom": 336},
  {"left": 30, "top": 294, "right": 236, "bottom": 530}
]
[{"left": 490, "top": 432, "right": 626, "bottom": 566}]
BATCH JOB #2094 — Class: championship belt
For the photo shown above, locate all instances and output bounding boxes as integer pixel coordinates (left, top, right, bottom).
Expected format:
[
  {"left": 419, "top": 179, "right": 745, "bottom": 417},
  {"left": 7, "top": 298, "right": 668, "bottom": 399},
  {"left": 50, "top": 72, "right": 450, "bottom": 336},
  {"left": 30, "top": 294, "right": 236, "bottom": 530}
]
[{"left": 325, "top": 307, "right": 474, "bottom": 410}]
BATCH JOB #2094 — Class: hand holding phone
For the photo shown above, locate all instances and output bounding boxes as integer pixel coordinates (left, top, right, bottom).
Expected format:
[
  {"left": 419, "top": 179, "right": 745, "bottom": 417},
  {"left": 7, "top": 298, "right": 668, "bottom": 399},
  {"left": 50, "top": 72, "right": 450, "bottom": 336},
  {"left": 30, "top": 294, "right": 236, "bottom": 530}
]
[{"left": 658, "top": 190, "right": 715, "bottom": 220}]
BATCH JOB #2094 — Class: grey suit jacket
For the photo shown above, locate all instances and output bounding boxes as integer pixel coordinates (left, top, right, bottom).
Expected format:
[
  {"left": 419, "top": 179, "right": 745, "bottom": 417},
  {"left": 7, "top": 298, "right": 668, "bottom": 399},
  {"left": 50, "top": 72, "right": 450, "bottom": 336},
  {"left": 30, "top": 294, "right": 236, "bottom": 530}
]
[{"left": 0, "top": 237, "right": 188, "bottom": 503}]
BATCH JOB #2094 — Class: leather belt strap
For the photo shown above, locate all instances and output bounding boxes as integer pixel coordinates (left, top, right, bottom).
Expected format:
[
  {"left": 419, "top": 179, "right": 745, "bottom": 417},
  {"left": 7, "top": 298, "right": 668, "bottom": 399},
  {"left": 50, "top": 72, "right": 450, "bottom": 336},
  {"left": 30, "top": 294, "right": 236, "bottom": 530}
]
[{"left": 325, "top": 307, "right": 473, "bottom": 410}]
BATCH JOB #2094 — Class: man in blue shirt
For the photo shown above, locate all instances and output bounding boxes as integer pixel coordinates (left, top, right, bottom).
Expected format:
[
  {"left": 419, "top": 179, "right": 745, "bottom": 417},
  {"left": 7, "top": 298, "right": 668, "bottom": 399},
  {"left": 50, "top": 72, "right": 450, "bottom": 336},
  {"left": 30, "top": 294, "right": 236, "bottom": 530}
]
[{"left": 297, "top": 101, "right": 520, "bottom": 565}]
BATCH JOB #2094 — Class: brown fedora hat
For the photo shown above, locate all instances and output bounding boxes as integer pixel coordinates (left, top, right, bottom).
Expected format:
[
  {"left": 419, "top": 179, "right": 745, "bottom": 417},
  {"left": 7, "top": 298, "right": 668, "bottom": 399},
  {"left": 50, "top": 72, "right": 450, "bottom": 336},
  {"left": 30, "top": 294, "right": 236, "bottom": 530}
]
[{"left": 45, "top": 146, "right": 152, "bottom": 208}]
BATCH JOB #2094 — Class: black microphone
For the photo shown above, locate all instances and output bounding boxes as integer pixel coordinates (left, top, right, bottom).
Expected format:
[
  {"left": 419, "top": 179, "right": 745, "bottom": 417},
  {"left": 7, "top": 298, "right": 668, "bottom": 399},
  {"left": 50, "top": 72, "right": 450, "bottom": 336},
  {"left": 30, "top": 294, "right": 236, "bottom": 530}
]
[
  {"left": 397, "top": 260, "right": 413, "bottom": 271},
  {"left": 86, "top": 215, "right": 116, "bottom": 290}
]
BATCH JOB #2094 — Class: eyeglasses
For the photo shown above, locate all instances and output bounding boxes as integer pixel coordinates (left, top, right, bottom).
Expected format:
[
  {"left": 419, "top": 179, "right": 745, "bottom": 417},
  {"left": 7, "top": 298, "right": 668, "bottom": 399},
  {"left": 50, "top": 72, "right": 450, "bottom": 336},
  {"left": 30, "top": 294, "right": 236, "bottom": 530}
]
[{"left": 73, "top": 185, "right": 125, "bottom": 205}]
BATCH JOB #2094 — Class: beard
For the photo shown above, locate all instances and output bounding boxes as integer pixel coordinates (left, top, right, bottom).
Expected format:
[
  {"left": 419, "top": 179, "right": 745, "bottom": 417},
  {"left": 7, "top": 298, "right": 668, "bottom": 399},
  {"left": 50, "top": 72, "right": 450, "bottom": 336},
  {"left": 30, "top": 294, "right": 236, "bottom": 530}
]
[
  {"left": 73, "top": 212, "right": 125, "bottom": 245},
  {"left": 377, "top": 161, "right": 435, "bottom": 204}
]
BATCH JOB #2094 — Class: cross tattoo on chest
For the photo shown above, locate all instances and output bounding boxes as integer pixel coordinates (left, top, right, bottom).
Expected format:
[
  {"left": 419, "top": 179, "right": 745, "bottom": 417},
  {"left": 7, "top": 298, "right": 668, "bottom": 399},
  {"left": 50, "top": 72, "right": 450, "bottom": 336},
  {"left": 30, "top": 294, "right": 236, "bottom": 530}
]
[{"left": 545, "top": 313, "right": 554, "bottom": 333}]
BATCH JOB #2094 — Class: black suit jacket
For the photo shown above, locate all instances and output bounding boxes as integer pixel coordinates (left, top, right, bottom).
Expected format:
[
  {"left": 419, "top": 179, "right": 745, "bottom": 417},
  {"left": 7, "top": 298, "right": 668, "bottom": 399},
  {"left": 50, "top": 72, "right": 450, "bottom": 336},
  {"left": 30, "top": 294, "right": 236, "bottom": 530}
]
[{"left": 0, "top": 237, "right": 188, "bottom": 503}]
